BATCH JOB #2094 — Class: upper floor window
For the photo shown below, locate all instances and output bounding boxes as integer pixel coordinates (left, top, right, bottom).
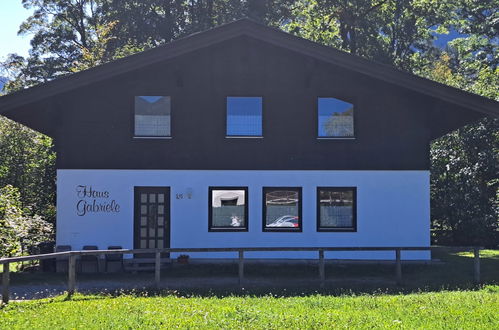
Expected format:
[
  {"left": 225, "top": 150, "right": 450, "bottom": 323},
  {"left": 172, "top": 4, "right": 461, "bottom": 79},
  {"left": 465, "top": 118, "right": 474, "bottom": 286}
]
[
  {"left": 263, "top": 187, "right": 302, "bottom": 232},
  {"left": 209, "top": 187, "right": 248, "bottom": 231},
  {"left": 318, "top": 97, "right": 354, "bottom": 138},
  {"left": 226, "top": 97, "right": 262, "bottom": 137},
  {"left": 134, "top": 96, "right": 171, "bottom": 137}
]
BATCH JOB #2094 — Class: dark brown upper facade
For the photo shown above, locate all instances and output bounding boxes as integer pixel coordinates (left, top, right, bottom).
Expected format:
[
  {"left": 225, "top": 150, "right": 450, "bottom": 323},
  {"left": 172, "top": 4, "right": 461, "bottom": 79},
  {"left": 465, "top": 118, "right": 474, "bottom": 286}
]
[{"left": 0, "top": 19, "right": 497, "bottom": 171}]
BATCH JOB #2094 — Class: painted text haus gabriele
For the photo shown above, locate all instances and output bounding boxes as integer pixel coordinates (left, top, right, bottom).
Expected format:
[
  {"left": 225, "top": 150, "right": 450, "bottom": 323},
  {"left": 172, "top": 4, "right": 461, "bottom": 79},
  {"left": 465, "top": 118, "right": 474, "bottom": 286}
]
[{"left": 1, "top": 19, "right": 498, "bottom": 260}]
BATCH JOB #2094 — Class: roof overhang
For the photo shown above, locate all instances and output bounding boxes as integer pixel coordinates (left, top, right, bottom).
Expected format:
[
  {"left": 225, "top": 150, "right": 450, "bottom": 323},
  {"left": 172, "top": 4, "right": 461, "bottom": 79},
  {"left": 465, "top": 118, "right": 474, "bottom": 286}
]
[{"left": 0, "top": 19, "right": 497, "bottom": 131}]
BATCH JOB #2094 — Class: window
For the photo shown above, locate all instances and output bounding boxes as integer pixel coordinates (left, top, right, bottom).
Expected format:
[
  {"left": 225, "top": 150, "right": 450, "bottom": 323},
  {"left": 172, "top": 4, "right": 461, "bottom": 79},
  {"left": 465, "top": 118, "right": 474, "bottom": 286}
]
[
  {"left": 134, "top": 96, "right": 171, "bottom": 137},
  {"left": 317, "top": 187, "right": 356, "bottom": 231},
  {"left": 227, "top": 97, "right": 262, "bottom": 136},
  {"left": 318, "top": 97, "right": 354, "bottom": 138},
  {"left": 209, "top": 187, "right": 248, "bottom": 231},
  {"left": 263, "top": 187, "right": 302, "bottom": 232}
]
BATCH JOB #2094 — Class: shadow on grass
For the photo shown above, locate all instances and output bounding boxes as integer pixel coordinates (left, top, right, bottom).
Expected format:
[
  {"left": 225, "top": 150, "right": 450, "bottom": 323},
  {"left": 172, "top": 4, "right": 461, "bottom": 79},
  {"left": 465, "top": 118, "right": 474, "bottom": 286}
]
[{"left": 4, "top": 249, "right": 498, "bottom": 299}]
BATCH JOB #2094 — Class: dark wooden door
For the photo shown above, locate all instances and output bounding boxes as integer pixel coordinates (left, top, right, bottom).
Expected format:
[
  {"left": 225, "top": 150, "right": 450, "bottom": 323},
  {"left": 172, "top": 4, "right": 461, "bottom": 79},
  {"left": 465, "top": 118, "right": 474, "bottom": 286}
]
[{"left": 134, "top": 187, "right": 170, "bottom": 256}]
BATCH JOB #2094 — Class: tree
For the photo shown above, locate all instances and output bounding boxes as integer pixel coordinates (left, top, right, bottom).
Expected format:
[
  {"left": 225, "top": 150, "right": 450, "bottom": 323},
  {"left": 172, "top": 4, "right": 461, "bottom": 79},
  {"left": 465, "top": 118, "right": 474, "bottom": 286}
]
[
  {"left": 0, "top": 116, "right": 56, "bottom": 225},
  {"left": 7, "top": 0, "right": 103, "bottom": 88},
  {"left": 421, "top": 53, "right": 498, "bottom": 246},
  {"left": 2, "top": 0, "right": 295, "bottom": 92},
  {"left": 0, "top": 185, "right": 53, "bottom": 257},
  {"left": 285, "top": 0, "right": 457, "bottom": 70},
  {"left": 419, "top": 0, "right": 499, "bottom": 246},
  {"left": 430, "top": 118, "right": 498, "bottom": 246}
]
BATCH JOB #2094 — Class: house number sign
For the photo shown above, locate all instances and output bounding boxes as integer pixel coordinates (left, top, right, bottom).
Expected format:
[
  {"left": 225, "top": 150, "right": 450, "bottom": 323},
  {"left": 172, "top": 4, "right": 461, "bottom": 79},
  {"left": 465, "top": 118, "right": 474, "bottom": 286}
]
[
  {"left": 176, "top": 188, "right": 193, "bottom": 200},
  {"left": 175, "top": 193, "right": 193, "bottom": 200},
  {"left": 76, "top": 185, "right": 121, "bottom": 216}
]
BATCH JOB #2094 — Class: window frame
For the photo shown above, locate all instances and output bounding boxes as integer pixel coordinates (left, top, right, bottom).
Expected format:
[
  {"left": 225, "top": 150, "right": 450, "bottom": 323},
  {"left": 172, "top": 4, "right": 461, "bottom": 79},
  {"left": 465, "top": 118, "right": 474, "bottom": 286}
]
[
  {"left": 133, "top": 95, "right": 172, "bottom": 139},
  {"left": 208, "top": 186, "right": 249, "bottom": 232},
  {"left": 225, "top": 96, "right": 264, "bottom": 138},
  {"left": 316, "top": 187, "right": 357, "bottom": 232},
  {"left": 316, "top": 96, "right": 356, "bottom": 140},
  {"left": 262, "top": 187, "right": 303, "bottom": 233}
]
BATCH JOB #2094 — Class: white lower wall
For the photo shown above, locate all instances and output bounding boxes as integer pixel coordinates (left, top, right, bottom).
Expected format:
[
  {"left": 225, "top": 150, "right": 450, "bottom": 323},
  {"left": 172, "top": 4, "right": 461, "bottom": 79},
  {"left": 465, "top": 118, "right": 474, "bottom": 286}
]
[{"left": 56, "top": 170, "right": 431, "bottom": 260}]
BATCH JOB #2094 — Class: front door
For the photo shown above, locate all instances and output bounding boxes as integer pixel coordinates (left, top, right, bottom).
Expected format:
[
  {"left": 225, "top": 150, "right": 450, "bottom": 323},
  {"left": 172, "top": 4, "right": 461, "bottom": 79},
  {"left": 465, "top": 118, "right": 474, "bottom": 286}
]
[{"left": 134, "top": 187, "right": 170, "bottom": 255}]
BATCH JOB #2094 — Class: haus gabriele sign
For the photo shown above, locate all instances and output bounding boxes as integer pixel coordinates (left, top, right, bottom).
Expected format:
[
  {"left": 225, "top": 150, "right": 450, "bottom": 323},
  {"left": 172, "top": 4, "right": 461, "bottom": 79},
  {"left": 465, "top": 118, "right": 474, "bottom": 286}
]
[{"left": 76, "top": 185, "right": 120, "bottom": 216}]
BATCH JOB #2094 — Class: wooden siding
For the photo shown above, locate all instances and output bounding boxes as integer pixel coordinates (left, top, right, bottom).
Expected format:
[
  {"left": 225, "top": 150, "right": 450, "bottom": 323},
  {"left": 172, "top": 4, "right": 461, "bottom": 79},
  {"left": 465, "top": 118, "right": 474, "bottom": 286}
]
[{"left": 41, "top": 36, "right": 444, "bottom": 170}]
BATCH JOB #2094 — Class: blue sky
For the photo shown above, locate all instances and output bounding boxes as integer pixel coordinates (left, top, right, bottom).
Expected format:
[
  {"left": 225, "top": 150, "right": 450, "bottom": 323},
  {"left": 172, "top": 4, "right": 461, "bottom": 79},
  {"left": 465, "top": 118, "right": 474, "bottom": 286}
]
[
  {"left": 0, "top": 1, "right": 33, "bottom": 61},
  {"left": 433, "top": 30, "right": 466, "bottom": 48}
]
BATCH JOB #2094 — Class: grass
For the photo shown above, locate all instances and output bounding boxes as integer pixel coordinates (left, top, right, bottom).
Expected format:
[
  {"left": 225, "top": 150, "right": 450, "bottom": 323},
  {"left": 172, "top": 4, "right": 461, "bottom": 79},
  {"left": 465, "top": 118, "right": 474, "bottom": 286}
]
[
  {"left": 1, "top": 286, "right": 498, "bottom": 329},
  {"left": 1, "top": 249, "right": 498, "bottom": 328},
  {"left": 456, "top": 249, "right": 499, "bottom": 259}
]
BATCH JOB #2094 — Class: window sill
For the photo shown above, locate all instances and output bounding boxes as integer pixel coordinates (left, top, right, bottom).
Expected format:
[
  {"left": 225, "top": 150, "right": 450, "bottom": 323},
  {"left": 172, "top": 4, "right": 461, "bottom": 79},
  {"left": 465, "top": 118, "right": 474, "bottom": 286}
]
[
  {"left": 317, "top": 228, "right": 357, "bottom": 232},
  {"left": 133, "top": 136, "right": 172, "bottom": 140},
  {"left": 225, "top": 136, "right": 264, "bottom": 139},
  {"left": 208, "top": 228, "right": 249, "bottom": 232},
  {"left": 317, "top": 137, "right": 356, "bottom": 140},
  {"left": 263, "top": 229, "right": 303, "bottom": 233}
]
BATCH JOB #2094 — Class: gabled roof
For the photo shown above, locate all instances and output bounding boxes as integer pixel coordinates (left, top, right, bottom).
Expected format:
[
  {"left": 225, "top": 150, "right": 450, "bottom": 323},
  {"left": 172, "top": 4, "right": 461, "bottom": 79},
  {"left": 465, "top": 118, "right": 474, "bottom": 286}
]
[{"left": 0, "top": 18, "right": 497, "bottom": 117}]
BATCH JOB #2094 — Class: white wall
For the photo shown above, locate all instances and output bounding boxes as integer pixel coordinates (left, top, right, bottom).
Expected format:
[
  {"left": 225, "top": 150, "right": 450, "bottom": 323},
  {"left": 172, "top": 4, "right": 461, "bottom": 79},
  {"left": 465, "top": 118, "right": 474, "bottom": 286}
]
[{"left": 56, "top": 170, "right": 431, "bottom": 260}]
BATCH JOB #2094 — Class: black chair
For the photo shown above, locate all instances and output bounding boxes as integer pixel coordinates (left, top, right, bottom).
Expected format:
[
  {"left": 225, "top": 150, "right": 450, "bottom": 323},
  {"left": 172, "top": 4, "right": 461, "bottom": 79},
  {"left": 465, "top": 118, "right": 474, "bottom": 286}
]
[
  {"left": 80, "top": 245, "right": 99, "bottom": 273},
  {"left": 105, "top": 246, "right": 124, "bottom": 272},
  {"left": 55, "top": 245, "right": 71, "bottom": 273},
  {"left": 39, "top": 241, "right": 56, "bottom": 272}
]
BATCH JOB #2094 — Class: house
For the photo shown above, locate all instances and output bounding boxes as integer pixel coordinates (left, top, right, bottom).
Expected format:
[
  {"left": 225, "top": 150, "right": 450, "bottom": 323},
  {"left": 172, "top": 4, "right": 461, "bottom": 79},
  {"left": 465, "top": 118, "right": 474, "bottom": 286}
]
[{"left": 1, "top": 19, "right": 497, "bottom": 260}]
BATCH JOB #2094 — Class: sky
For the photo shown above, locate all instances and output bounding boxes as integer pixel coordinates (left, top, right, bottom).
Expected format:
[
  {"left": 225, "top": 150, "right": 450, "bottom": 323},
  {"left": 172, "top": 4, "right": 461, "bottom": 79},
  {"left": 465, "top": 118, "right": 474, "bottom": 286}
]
[
  {"left": 433, "top": 30, "right": 466, "bottom": 48},
  {"left": 0, "top": 1, "right": 33, "bottom": 61}
]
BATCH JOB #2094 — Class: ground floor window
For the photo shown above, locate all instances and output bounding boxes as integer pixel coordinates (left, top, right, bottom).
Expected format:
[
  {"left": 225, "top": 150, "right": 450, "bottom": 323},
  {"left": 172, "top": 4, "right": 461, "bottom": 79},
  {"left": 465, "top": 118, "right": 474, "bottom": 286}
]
[
  {"left": 208, "top": 187, "right": 248, "bottom": 231},
  {"left": 263, "top": 187, "right": 302, "bottom": 232},
  {"left": 317, "top": 187, "right": 357, "bottom": 232}
]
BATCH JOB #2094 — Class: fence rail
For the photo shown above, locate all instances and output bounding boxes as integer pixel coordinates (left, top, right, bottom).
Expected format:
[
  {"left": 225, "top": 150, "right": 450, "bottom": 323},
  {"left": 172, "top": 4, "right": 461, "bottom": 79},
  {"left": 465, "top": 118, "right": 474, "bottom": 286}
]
[{"left": 0, "top": 246, "right": 483, "bottom": 304}]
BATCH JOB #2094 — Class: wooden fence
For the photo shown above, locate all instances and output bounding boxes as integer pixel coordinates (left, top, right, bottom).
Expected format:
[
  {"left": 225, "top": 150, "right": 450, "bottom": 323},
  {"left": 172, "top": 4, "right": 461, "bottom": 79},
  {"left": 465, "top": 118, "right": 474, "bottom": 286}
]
[{"left": 0, "top": 246, "right": 483, "bottom": 304}]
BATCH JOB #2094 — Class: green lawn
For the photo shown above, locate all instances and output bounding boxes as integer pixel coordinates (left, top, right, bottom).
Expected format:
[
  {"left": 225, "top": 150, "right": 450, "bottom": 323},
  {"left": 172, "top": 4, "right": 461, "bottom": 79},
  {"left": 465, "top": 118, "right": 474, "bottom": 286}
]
[
  {"left": 1, "top": 249, "right": 498, "bottom": 328},
  {"left": 1, "top": 286, "right": 498, "bottom": 329}
]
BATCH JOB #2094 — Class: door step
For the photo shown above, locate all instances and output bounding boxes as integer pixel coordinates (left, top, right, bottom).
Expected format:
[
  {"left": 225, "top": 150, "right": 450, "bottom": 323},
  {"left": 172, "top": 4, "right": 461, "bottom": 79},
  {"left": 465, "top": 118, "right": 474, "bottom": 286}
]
[{"left": 124, "top": 258, "right": 171, "bottom": 272}]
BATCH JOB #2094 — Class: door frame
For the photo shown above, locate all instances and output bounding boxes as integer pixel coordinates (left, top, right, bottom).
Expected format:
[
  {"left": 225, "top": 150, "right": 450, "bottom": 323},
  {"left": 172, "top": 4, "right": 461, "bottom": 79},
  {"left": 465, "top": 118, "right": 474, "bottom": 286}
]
[{"left": 133, "top": 186, "right": 171, "bottom": 256}]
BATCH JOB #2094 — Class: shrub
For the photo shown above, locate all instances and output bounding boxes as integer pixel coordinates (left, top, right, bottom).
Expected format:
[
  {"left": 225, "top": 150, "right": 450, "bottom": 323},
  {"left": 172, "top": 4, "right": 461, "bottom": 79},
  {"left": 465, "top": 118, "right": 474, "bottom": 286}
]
[{"left": 0, "top": 185, "right": 53, "bottom": 257}]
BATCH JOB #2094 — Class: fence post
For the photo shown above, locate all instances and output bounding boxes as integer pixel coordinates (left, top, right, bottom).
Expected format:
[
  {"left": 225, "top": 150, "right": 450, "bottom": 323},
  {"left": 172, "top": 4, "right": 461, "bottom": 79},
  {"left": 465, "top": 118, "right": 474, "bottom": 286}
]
[
  {"left": 2, "top": 263, "right": 10, "bottom": 304},
  {"left": 68, "top": 254, "right": 76, "bottom": 297},
  {"left": 155, "top": 251, "right": 161, "bottom": 289},
  {"left": 319, "top": 249, "right": 325, "bottom": 288},
  {"left": 473, "top": 247, "right": 480, "bottom": 285},
  {"left": 395, "top": 248, "right": 402, "bottom": 285},
  {"left": 238, "top": 250, "right": 244, "bottom": 286}
]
